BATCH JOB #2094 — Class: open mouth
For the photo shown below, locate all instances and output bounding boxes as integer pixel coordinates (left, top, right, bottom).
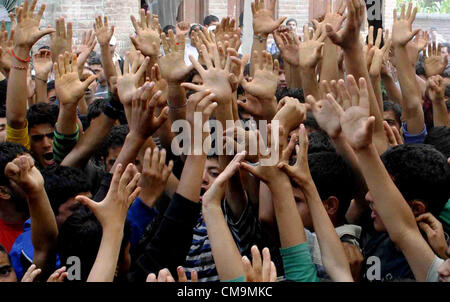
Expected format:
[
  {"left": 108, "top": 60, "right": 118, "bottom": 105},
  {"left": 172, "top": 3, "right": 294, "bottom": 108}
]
[
  {"left": 199, "top": 187, "right": 206, "bottom": 202},
  {"left": 43, "top": 152, "right": 55, "bottom": 166}
]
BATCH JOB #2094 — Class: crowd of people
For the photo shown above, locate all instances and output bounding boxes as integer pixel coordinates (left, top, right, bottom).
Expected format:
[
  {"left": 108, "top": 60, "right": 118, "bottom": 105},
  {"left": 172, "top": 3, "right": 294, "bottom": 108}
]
[{"left": 0, "top": 0, "right": 449, "bottom": 283}]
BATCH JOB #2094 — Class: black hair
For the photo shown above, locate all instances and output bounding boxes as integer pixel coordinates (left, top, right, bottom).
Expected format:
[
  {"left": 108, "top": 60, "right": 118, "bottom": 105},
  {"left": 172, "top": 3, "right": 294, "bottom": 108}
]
[
  {"left": 88, "top": 55, "right": 102, "bottom": 66},
  {"left": 189, "top": 24, "right": 203, "bottom": 37},
  {"left": 415, "top": 54, "right": 425, "bottom": 76},
  {"left": 308, "top": 152, "right": 356, "bottom": 220},
  {"left": 286, "top": 18, "right": 297, "bottom": 26},
  {"left": 203, "top": 15, "right": 219, "bottom": 26},
  {"left": 424, "top": 126, "right": 450, "bottom": 159},
  {"left": 42, "top": 165, "right": 91, "bottom": 215},
  {"left": 87, "top": 98, "right": 109, "bottom": 124},
  {"left": 276, "top": 87, "right": 305, "bottom": 103},
  {"left": 47, "top": 80, "right": 55, "bottom": 93},
  {"left": 381, "top": 144, "right": 450, "bottom": 217},
  {"left": 100, "top": 125, "right": 129, "bottom": 160},
  {"left": 308, "top": 131, "right": 336, "bottom": 154},
  {"left": 58, "top": 206, "right": 131, "bottom": 281},
  {"left": 383, "top": 100, "right": 402, "bottom": 126},
  {"left": 163, "top": 25, "right": 176, "bottom": 35},
  {"left": 0, "top": 142, "right": 30, "bottom": 186},
  {"left": 26, "top": 103, "right": 58, "bottom": 129},
  {"left": 304, "top": 112, "right": 321, "bottom": 133}
]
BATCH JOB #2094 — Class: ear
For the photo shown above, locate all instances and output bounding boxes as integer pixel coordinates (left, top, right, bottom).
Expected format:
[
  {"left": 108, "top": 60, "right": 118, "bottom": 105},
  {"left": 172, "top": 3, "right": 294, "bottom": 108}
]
[
  {"left": 0, "top": 186, "right": 11, "bottom": 200},
  {"left": 323, "top": 196, "right": 339, "bottom": 216},
  {"left": 409, "top": 200, "right": 427, "bottom": 217}
]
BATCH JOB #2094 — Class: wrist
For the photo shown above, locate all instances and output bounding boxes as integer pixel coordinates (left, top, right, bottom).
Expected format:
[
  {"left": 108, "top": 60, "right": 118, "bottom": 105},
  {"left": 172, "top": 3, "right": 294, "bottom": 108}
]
[
  {"left": 126, "top": 131, "right": 147, "bottom": 145},
  {"left": 35, "top": 73, "right": 49, "bottom": 81},
  {"left": 13, "top": 47, "right": 31, "bottom": 61},
  {"left": 202, "top": 202, "right": 222, "bottom": 217},
  {"left": 26, "top": 186, "right": 46, "bottom": 199}
]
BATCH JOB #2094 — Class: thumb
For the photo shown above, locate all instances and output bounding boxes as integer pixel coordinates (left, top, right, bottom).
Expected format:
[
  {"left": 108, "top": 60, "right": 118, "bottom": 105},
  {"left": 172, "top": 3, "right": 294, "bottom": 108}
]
[
  {"left": 325, "top": 24, "right": 341, "bottom": 45},
  {"left": 418, "top": 222, "right": 435, "bottom": 238},
  {"left": 274, "top": 17, "right": 287, "bottom": 29},
  {"left": 365, "top": 116, "right": 376, "bottom": 136},
  {"left": 83, "top": 75, "right": 97, "bottom": 90},
  {"left": 409, "top": 29, "right": 421, "bottom": 42},
  {"left": 75, "top": 195, "right": 98, "bottom": 213},
  {"left": 36, "top": 28, "right": 56, "bottom": 41}
]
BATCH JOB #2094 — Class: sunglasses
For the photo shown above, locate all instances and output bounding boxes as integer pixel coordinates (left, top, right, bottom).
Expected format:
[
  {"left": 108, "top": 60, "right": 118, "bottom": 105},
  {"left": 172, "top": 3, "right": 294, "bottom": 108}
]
[{"left": 31, "top": 132, "right": 54, "bottom": 142}]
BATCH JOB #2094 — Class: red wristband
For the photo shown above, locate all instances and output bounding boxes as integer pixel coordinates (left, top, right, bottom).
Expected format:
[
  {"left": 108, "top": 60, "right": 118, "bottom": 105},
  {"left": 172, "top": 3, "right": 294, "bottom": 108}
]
[{"left": 11, "top": 49, "right": 31, "bottom": 63}]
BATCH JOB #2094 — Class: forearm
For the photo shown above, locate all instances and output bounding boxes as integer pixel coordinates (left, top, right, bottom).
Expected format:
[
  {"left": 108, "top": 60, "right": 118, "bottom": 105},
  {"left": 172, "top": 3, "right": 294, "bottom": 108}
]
[
  {"left": 344, "top": 46, "right": 385, "bottom": 135},
  {"left": 370, "top": 75, "right": 383, "bottom": 113},
  {"left": 62, "top": 113, "right": 115, "bottom": 168},
  {"left": 288, "top": 64, "right": 302, "bottom": 89},
  {"left": 381, "top": 73, "right": 402, "bottom": 104},
  {"left": 432, "top": 100, "right": 450, "bottom": 127},
  {"left": 28, "top": 189, "right": 58, "bottom": 255},
  {"left": 6, "top": 50, "right": 30, "bottom": 128},
  {"left": 269, "top": 177, "right": 307, "bottom": 248},
  {"left": 56, "top": 105, "right": 78, "bottom": 135},
  {"left": 320, "top": 40, "right": 340, "bottom": 83},
  {"left": 167, "top": 83, "right": 187, "bottom": 123},
  {"left": 35, "top": 76, "right": 48, "bottom": 104},
  {"left": 331, "top": 135, "right": 369, "bottom": 224},
  {"left": 100, "top": 44, "right": 116, "bottom": 84},
  {"left": 300, "top": 68, "right": 320, "bottom": 100},
  {"left": 111, "top": 132, "right": 146, "bottom": 173},
  {"left": 225, "top": 168, "right": 247, "bottom": 219},
  {"left": 395, "top": 47, "right": 425, "bottom": 134},
  {"left": 250, "top": 36, "right": 267, "bottom": 77},
  {"left": 176, "top": 155, "right": 206, "bottom": 203},
  {"left": 78, "top": 96, "right": 88, "bottom": 115},
  {"left": 302, "top": 181, "right": 353, "bottom": 282},
  {"left": 87, "top": 227, "right": 123, "bottom": 282},
  {"left": 203, "top": 205, "right": 245, "bottom": 281}
]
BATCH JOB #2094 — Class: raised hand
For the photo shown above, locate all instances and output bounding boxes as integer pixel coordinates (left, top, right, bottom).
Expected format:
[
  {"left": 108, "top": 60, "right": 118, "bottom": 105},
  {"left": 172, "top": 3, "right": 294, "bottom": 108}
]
[
  {"left": 368, "top": 28, "right": 392, "bottom": 77},
  {"left": 13, "top": 0, "right": 55, "bottom": 57},
  {"left": 4, "top": 154, "right": 44, "bottom": 196},
  {"left": 277, "top": 124, "right": 312, "bottom": 187},
  {"left": 146, "top": 267, "right": 198, "bottom": 282},
  {"left": 252, "top": 0, "right": 286, "bottom": 36},
  {"left": 176, "top": 21, "right": 190, "bottom": 36},
  {"left": 130, "top": 9, "right": 161, "bottom": 57},
  {"left": 424, "top": 42, "right": 448, "bottom": 78},
  {"left": 202, "top": 151, "right": 246, "bottom": 210},
  {"left": 0, "top": 21, "right": 14, "bottom": 71},
  {"left": 237, "top": 50, "right": 279, "bottom": 120},
  {"left": 138, "top": 147, "right": 174, "bottom": 208},
  {"left": 94, "top": 16, "right": 114, "bottom": 47},
  {"left": 426, "top": 75, "right": 446, "bottom": 104},
  {"left": 392, "top": 3, "right": 420, "bottom": 47},
  {"left": 315, "top": 0, "right": 347, "bottom": 32},
  {"left": 299, "top": 24, "right": 326, "bottom": 69},
  {"left": 128, "top": 82, "right": 169, "bottom": 141},
  {"left": 33, "top": 49, "right": 52, "bottom": 78},
  {"left": 46, "top": 267, "right": 68, "bottom": 282},
  {"left": 383, "top": 121, "right": 403, "bottom": 147},
  {"left": 416, "top": 213, "right": 449, "bottom": 260},
  {"left": 116, "top": 52, "right": 149, "bottom": 108},
  {"left": 76, "top": 163, "right": 141, "bottom": 230},
  {"left": 307, "top": 92, "right": 343, "bottom": 139},
  {"left": 21, "top": 264, "right": 41, "bottom": 282},
  {"left": 215, "top": 17, "right": 241, "bottom": 51},
  {"left": 149, "top": 64, "right": 168, "bottom": 109},
  {"left": 74, "top": 30, "right": 97, "bottom": 75},
  {"left": 273, "top": 28, "right": 300, "bottom": 66},
  {"left": 339, "top": 76, "right": 375, "bottom": 150},
  {"left": 326, "top": 0, "right": 365, "bottom": 50},
  {"left": 274, "top": 96, "right": 308, "bottom": 144},
  {"left": 181, "top": 44, "right": 233, "bottom": 105},
  {"left": 50, "top": 17, "right": 73, "bottom": 62},
  {"left": 159, "top": 29, "right": 193, "bottom": 84},
  {"left": 242, "top": 245, "right": 277, "bottom": 282},
  {"left": 54, "top": 52, "right": 97, "bottom": 107}
]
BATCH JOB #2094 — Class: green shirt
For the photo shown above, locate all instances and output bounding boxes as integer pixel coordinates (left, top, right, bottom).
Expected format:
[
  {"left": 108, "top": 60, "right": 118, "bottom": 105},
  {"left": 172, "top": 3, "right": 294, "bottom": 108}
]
[
  {"left": 439, "top": 199, "right": 450, "bottom": 235},
  {"left": 280, "top": 242, "right": 320, "bottom": 282}
]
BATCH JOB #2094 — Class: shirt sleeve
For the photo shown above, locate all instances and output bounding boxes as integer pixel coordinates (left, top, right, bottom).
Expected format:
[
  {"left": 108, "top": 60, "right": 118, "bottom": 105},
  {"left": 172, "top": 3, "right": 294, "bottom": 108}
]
[
  {"left": 52, "top": 124, "right": 80, "bottom": 164},
  {"left": 402, "top": 122, "right": 427, "bottom": 144},
  {"left": 127, "top": 197, "right": 159, "bottom": 251},
  {"left": 6, "top": 123, "right": 30, "bottom": 150},
  {"left": 426, "top": 256, "right": 445, "bottom": 282},
  {"left": 280, "top": 242, "right": 320, "bottom": 282}
]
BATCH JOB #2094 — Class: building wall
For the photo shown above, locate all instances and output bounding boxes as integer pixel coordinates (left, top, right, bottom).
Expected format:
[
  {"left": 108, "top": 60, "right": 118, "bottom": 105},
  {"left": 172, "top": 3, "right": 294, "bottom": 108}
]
[
  {"left": 414, "top": 13, "right": 450, "bottom": 42},
  {"left": 37, "top": 0, "right": 140, "bottom": 55}
]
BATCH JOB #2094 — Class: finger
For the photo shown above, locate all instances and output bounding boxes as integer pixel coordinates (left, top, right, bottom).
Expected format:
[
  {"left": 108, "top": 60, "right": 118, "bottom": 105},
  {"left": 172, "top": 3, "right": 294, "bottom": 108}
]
[
  {"left": 251, "top": 245, "right": 262, "bottom": 280},
  {"left": 242, "top": 256, "right": 254, "bottom": 282},
  {"left": 177, "top": 267, "right": 188, "bottom": 282},
  {"left": 262, "top": 248, "right": 271, "bottom": 282}
]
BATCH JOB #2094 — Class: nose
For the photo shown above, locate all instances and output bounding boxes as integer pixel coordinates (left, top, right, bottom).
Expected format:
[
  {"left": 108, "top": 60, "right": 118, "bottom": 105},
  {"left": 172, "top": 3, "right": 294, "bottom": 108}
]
[
  {"left": 365, "top": 191, "right": 373, "bottom": 203},
  {"left": 202, "top": 170, "right": 210, "bottom": 187},
  {"left": 43, "top": 135, "right": 53, "bottom": 148}
]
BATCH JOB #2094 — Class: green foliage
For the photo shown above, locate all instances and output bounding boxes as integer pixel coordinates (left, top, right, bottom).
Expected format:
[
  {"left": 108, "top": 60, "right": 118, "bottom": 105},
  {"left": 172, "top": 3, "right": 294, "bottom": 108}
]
[{"left": 396, "top": 0, "right": 450, "bottom": 14}]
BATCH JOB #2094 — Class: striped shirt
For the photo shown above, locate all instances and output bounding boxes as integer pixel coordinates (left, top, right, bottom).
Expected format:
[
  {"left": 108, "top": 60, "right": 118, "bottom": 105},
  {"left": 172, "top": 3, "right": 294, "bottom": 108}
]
[{"left": 183, "top": 200, "right": 263, "bottom": 282}]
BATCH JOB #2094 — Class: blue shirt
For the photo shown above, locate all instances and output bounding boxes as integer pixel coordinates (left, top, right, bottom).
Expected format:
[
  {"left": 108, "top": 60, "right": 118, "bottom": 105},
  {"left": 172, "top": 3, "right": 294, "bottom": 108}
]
[{"left": 402, "top": 122, "right": 427, "bottom": 144}]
